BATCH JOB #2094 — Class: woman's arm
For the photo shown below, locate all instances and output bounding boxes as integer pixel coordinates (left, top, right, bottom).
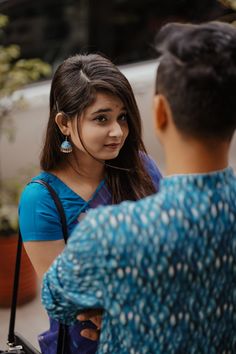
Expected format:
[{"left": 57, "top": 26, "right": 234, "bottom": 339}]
[
  {"left": 41, "top": 206, "right": 119, "bottom": 325},
  {"left": 19, "top": 182, "right": 66, "bottom": 279},
  {"left": 24, "top": 240, "right": 65, "bottom": 281}
]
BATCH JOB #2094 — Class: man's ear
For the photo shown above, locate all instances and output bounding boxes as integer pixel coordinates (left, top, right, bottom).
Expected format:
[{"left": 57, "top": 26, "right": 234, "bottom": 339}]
[
  {"left": 55, "top": 113, "right": 71, "bottom": 135},
  {"left": 153, "top": 94, "right": 170, "bottom": 134}
]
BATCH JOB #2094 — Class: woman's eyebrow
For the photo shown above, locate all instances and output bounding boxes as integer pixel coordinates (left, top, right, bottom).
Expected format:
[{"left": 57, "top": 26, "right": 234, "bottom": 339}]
[
  {"left": 92, "top": 106, "right": 126, "bottom": 115},
  {"left": 92, "top": 108, "right": 112, "bottom": 114}
]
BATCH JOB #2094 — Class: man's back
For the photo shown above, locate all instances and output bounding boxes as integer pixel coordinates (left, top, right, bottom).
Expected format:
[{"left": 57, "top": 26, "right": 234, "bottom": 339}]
[
  {"left": 43, "top": 167, "right": 236, "bottom": 353},
  {"left": 98, "top": 167, "right": 236, "bottom": 353}
]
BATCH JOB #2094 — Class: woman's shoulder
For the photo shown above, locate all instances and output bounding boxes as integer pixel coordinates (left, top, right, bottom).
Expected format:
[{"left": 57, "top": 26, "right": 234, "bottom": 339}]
[
  {"left": 19, "top": 172, "right": 66, "bottom": 242},
  {"left": 19, "top": 171, "right": 58, "bottom": 205},
  {"left": 140, "top": 152, "right": 162, "bottom": 189},
  {"left": 140, "top": 152, "right": 158, "bottom": 168}
]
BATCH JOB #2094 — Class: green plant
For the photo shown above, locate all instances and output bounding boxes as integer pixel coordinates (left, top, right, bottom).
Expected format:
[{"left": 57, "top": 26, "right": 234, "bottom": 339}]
[
  {"left": 219, "top": 0, "right": 236, "bottom": 10},
  {"left": 0, "top": 165, "right": 39, "bottom": 236},
  {"left": 0, "top": 153, "right": 41, "bottom": 235},
  {"left": 0, "top": 177, "right": 22, "bottom": 235},
  {"left": 0, "top": 14, "right": 51, "bottom": 235},
  {"left": 0, "top": 14, "right": 51, "bottom": 140}
]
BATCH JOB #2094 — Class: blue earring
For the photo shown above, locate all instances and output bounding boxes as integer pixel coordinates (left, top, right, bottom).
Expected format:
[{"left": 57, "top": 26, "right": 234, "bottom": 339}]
[{"left": 60, "top": 136, "right": 72, "bottom": 153}]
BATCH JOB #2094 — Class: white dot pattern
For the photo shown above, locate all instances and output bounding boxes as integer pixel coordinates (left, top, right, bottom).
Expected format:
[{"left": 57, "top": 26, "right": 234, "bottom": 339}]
[{"left": 42, "top": 168, "right": 236, "bottom": 353}]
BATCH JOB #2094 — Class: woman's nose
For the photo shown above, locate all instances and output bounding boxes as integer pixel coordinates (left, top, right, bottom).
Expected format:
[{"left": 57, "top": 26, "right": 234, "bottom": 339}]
[{"left": 108, "top": 122, "right": 123, "bottom": 138}]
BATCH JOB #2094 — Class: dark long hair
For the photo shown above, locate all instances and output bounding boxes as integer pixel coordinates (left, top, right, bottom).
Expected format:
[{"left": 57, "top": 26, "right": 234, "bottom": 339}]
[{"left": 40, "top": 54, "right": 156, "bottom": 203}]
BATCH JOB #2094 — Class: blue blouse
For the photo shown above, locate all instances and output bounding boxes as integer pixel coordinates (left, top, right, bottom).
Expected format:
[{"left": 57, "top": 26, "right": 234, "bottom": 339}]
[
  {"left": 42, "top": 167, "right": 236, "bottom": 353},
  {"left": 19, "top": 153, "right": 161, "bottom": 242}
]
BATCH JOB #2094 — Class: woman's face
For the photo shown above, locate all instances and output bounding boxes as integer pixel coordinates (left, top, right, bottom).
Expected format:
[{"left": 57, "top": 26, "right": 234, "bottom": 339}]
[{"left": 70, "top": 92, "right": 129, "bottom": 160}]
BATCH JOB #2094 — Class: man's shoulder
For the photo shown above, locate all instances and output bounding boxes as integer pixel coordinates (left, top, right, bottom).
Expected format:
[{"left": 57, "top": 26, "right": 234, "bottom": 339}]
[
  {"left": 81, "top": 193, "right": 166, "bottom": 238},
  {"left": 94, "top": 193, "right": 159, "bottom": 215},
  {"left": 68, "top": 191, "right": 178, "bottom": 260}
]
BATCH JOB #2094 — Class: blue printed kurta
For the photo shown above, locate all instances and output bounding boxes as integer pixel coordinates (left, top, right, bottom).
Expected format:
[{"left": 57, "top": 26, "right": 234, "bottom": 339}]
[{"left": 42, "top": 168, "right": 236, "bottom": 353}]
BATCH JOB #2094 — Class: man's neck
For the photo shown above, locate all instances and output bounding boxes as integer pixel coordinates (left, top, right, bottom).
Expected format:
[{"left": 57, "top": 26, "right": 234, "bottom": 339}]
[{"left": 164, "top": 138, "right": 230, "bottom": 176}]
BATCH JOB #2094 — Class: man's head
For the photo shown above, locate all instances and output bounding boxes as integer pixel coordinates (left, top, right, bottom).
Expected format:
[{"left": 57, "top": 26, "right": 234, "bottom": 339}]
[{"left": 154, "top": 21, "right": 236, "bottom": 143}]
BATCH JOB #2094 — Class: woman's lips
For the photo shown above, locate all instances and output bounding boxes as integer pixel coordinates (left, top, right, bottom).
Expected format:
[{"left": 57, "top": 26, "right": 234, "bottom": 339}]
[{"left": 104, "top": 143, "right": 121, "bottom": 149}]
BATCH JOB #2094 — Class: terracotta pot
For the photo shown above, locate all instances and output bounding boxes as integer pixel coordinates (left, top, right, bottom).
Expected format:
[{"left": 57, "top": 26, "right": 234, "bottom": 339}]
[{"left": 0, "top": 234, "right": 38, "bottom": 307}]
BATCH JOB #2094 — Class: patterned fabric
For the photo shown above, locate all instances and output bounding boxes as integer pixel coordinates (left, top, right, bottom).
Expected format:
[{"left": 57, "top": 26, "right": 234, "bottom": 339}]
[{"left": 42, "top": 167, "right": 236, "bottom": 354}]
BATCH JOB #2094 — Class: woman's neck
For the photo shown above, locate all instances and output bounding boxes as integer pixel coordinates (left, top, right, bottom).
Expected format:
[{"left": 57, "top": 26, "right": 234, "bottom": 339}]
[
  {"left": 52, "top": 153, "right": 105, "bottom": 185},
  {"left": 69, "top": 153, "right": 105, "bottom": 182},
  {"left": 50, "top": 153, "right": 105, "bottom": 201}
]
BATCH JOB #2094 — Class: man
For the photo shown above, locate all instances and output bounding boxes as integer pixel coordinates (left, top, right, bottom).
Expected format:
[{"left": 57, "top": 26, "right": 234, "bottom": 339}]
[{"left": 42, "top": 21, "right": 236, "bottom": 353}]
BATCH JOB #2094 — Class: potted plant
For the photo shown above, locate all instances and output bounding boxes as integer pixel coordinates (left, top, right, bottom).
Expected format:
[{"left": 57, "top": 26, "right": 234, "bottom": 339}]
[
  {"left": 0, "top": 14, "right": 51, "bottom": 307},
  {"left": 0, "top": 177, "right": 39, "bottom": 307}
]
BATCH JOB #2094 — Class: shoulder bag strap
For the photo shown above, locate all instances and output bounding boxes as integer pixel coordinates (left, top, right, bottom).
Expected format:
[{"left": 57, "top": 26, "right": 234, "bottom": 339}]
[
  {"left": 32, "top": 179, "right": 68, "bottom": 354},
  {"left": 7, "top": 231, "right": 23, "bottom": 346},
  {"left": 32, "top": 179, "right": 68, "bottom": 242},
  {"left": 8, "top": 179, "right": 68, "bottom": 353}
]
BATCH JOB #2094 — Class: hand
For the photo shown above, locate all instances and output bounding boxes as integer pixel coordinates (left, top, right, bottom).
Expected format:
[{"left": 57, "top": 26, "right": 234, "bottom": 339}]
[{"left": 77, "top": 309, "right": 103, "bottom": 341}]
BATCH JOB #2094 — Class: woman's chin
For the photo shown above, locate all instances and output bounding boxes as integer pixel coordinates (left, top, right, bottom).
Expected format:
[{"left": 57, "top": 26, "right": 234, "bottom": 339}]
[{"left": 100, "top": 150, "right": 120, "bottom": 160}]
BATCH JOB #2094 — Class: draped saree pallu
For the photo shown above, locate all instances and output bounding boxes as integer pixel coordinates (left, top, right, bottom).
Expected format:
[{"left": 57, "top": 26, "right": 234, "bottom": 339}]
[{"left": 38, "top": 181, "right": 112, "bottom": 354}]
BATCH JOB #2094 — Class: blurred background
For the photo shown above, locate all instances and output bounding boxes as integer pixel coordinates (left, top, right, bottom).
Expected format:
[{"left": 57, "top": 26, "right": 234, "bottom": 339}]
[{"left": 1, "top": 0, "right": 236, "bottom": 350}]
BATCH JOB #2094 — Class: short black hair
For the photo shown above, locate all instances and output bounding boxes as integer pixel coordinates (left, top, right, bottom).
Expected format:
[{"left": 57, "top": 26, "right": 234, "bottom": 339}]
[{"left": 155, "top": 21, "right": 236, "bottom": 140}]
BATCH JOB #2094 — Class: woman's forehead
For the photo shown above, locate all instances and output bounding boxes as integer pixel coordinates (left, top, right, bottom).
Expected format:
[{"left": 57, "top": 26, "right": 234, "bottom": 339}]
[{"left": 84, "top": 92, "right": 125, "bottom": 114}]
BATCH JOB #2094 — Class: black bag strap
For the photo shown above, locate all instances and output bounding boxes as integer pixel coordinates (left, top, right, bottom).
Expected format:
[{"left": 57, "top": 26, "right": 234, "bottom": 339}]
[
  {"left": 32, "top": 179, "right": 68, "bottom": 242},
  {"left": 31, "top": 180, "right": 69, "bottom": 354},
  {"left": 8, "top": 231, "right": 23, "bottom": 346},
  {"left": 8, "top": 179, "right": 68, "bottom": 354}
]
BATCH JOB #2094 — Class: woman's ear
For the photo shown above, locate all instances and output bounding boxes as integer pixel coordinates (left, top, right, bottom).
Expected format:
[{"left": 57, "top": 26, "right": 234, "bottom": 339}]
[{"left": 55, "top": 113, "right": 71, "bottom": 135}]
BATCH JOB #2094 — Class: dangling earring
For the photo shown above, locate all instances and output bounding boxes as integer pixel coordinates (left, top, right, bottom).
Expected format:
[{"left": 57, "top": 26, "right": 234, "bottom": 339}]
[{"left": 60, "top": 136, "right": 73, "bottom": 153}]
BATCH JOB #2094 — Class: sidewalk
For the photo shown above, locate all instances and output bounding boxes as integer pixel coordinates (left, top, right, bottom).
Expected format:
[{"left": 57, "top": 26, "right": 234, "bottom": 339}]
[{"left": 0, "top": 283, "right": 48, "bottom": 351}]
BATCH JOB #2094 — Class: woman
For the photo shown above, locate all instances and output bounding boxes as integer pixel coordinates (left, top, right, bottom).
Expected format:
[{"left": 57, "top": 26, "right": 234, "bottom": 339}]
[{"left": 19, "top": 53, "right": 162, "bottom": 354}]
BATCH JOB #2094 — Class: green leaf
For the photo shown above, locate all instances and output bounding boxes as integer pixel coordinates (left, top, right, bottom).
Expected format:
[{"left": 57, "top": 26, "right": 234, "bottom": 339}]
[{"left": 0, "top": 14, "right": 8, "bottom": 29}]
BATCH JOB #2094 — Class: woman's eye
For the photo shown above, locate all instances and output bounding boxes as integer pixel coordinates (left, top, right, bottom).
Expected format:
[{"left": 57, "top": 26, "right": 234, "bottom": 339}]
[
  {"left": 119, "top": 113, "right": 128, "bottom": 122},
  {"left": 95, "top": 115, "right": 107, "bottom": 123}
]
